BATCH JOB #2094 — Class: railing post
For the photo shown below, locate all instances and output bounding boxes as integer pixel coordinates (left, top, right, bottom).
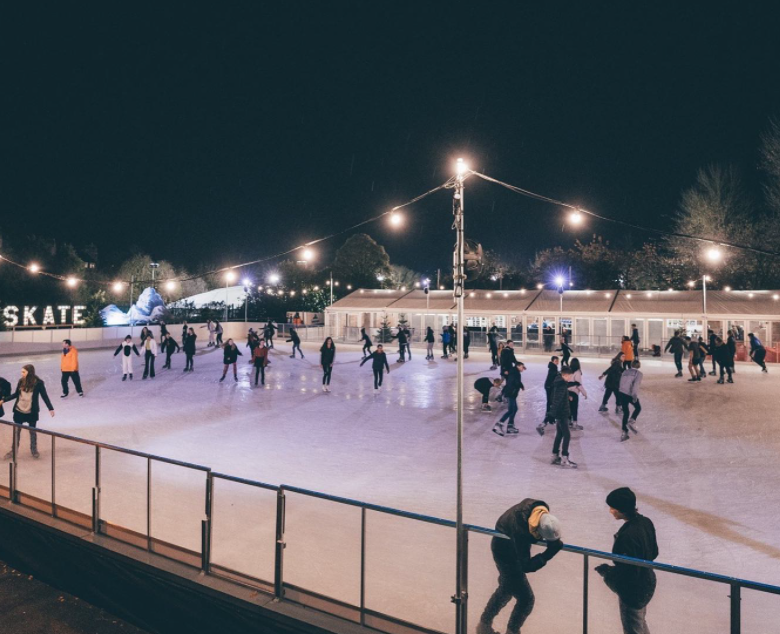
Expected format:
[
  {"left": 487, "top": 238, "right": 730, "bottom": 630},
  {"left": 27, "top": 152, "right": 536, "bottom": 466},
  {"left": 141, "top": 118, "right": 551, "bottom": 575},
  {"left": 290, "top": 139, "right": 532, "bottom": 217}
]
[
  {"left": 274, "top": 487, "right": 286, "bottom": 600},
  {"left": 730, "top": 584, "right": 741, "bottom": 634},
  {"left": 583, "top": 554, "right": 589, "bottom": 634},
  {"left": 92, "top": 446, "right": 101, "bottom": 533},
  {"left": 202, "top": 472, "right": 213, "bottom": 574},
  {"left": 147, "top": 457, "right": 153, "bottom": 551},
  {"left": 452, "top": 528, "right": 469, "bottom": 634},
  {"left": 360, "top": 506, "right": 367, "bottom": 626},
  {"left": 51, "top": 435, "right": 56, "bottom": 517}
]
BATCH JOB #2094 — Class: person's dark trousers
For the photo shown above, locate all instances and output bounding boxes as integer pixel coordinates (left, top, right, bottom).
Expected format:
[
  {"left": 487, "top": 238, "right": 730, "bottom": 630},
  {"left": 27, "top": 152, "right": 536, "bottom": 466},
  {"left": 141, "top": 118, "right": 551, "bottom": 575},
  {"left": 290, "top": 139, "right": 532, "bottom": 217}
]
[
  {"left": 698, "top": 359, "right": 706, "bottom": 375},
  {"left": 398, "top": 345, "right": 406, "bottom": 361},
  {"left": 552, "top": 417, "right": 571, "bottom": 456},
  {"left": 619, "top": 393, "right": 641, "bottom": 431},
  {"left": 623, "top": 360, "right": 631, "bottom": 371},
  {"left": 164, "top": 352, "right": 174, "bottom": 369},
  {"left": 373, "top": 368, "right": 384, "bottom": 389},
  {"left": 185, "top": 353, "right": 194, "bottom": 371},
  {"left": 254, "top": 365, "right": 265, "bottom": 385},
  {"left": 712, "top": 356, "right": 717, "bottom": 373},
  {"left": 362, "top": 343, "right": 372, "bottom": 356},
  {"left": 267, "top": 335, "right": 274, "bottom": 349},
  {"left": 442, "top": 343, "right": 448, "bottom": 357},
  {"left": 718, "top": 362, "right": 732, "bottom": 381},
  {"left": 322, "top": 364, "right": 333, "bottom": 385},
  {"left": 754, "top": 349, "right": 767, "bottom": 370},
  {"left": 292, "top": 342, "right": 303, "bottom": 358},
  {"left": 12, "top": 412, "right": 38, "bottom": 454},
  {"left": 463, "top": 341, "right": 470, "bottom": 357},
  {"left": 499, "top": 396, "right": 518, "bottom": 426},
  {"left": 562, "top": 351, "right": 571, "bottom": 366},
  {"left": 221, "top": 363, "right": 238, "bottom": 379},
  {"left": 569, "top": 391, "right": 579, "bottom": 422},
  {"left": 143, "top": 352, "right": 155, "bottom": 379},
  {"left": 633, "top": 342, "right": 639, "bottom": 359},
  {"left": 490, "top": 348, "right": 498, "bottom": 366},
  {"left": 479, "top": 563, "right": 535, "bottom": 632},
  {"left": 619, "top": 599, "right": 650, "bottom": 634},
  {"left": 406, "top": 343, "right": 412, "bottom": 359},
  {"left": 478, "top": 385, "right": 491, "bottom": 405},
  {"left": 216, "top": 333, "right": 223, "bottom": 346},
  {"left": 673, "top": 352, "right": 683, "bottom": 373},
  {"left": 601, "top": 388, "right": 616, "bottom": 408},
  {"left": 543, "top": 387, "right": 554, "bottom": 422},
  {"left": 61, "top": 371, "right": 83, "bottom": 396}
]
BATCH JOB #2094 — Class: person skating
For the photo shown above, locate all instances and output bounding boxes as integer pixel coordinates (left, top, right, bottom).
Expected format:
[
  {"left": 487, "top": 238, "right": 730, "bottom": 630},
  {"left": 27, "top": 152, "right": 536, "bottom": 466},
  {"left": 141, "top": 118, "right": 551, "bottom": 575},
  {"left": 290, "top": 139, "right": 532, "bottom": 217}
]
[
  {"left": 0, "top": 376, "right": 11, "bottom": 417},
  {"left": 537, "top": 356, "right": 559, "bottom": 435},
  {"left": 595, "top": 488, "right": 658, "bottom": 634},
  {"left": 320, "top": 337, "right": 336, "bottom": 392},
  {"left": 440, "top": 327, "right": 451, "bottom": 359},
  {"left": 598, "top": 352, "right": 625, "bottom": 414},
  {"left": 113, "top": 336, "right": 140, "bottom": 380},
  {"left": 158, "top": 321, "right": 169, "bottom": 344},
  {"left": 714, "top": 336, "right": 734, "bottom": 384},
  {"left": 697, "top": 336, "right": 709, "bottom": 377},
  {"left": 664, "top": 331, "right": 687, "bottom": 377},
  {"left": 287, "top": 328, "right": 304, "bottom": 359},
  {"left": 488, "top": 328, "right": 500, "bottom": 370},
  {"left": 630, "top": 324, "right": 640, "bottom": 359},
  {"left": 548, "top": 367, "right": 578, "bottom": 467},
  {"left": 360, "top": 344, "right": 390, "bottom": 391},
  {"left": 748, "top": 333, "right": 768, "bottom": 372},
  {"left": 707, "top": 328, "right": 718, "bottom": 375},
  {"left": 160, "top": 333, "right": 180, "bottom": 369},
  {"left": 264, "top": 321, "right": 276, "bottom": 348},
  {"left": 556, "top": 337, "right": 572, "bottom": 366},
  {"left": 727, "top": 329, "right": 737, "bottom": 374},
  {"left": 617, "top": 360, "right": 643, "bottom": 441},
  {"left": 476, "top": 499, "right": 563, "bottom": 634},
  {"left": 463, "top": 328, "right": 470, "bottom": 359},
  {"left": 251, "top": 339, "right": 269, "bottom": 386},
  {"left": 1, "top": 364, "right": 55, "bottom": 460},
  {"left": 475, "top": 376, "right": 503, "bottom": 412},
  {"left": 220, "top": 339, "right": 242, "bottom": 382},
  {"left": 142, "top": 334, "right": 158, "bottom": 379},
  {"left": 183, "top": 328, "right": 197, "bottom": 372},
  {"left": 360, "top": 327, "right": 373, "bottom": 357},
  {"left": 567, "top": 357, "right": 588, "bottom": 432},
  {"left": 60, "top": 340, "right": 84, "bottom": 398},
  {"left": 394, "top": 325, "right": 409, "bottom": 362},
  {"left": 685, "top": 336, "right": 701, "bottom": 382},
  {"left": 181, "top": 322, "right": 189, "bottom": 351},
  {"left": 494, "top": 365, "right": 524, "bottom": 436},
  {"left": 139, "top": 327, "right": 151, "bottom": 344},
  {"left": 447, "top": 324, "right": 457, "bottom": 356},
  {"left": 215, "top": 320, "right": 224, "bottom": 347},
  {"left": 621, "top": 336, "right": 634, "bottom": 370},
  {"left": 424, "top": 327, "right": 435, "bottom": 360},
  {"left": 201, "top": 320, "right": 216, "bottom": 347}
]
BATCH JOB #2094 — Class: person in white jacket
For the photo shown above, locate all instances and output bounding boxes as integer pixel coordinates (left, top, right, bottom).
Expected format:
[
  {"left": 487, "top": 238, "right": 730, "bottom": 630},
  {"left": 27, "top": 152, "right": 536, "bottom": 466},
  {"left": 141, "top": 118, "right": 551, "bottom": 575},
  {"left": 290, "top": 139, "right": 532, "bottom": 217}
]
[
  {"left": 142, "top": 335, "right": 158, "bottom": 380},
  {"left": 617, "top": 360, "right": 643, "bottom": 442},
  {"left": 567, "top": 358, "right": 587, "bottom": 431},
  {"left": 113, "top": 336, "right": 140, "bottom": 381},
  {"left": 201, "top": 320, "right": 216, "bottom": 347}
]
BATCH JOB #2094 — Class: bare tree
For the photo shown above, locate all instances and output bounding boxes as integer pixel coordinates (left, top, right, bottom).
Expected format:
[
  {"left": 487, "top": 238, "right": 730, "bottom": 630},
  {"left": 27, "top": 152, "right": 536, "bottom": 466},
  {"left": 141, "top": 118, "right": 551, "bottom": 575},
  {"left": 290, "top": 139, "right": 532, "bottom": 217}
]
[{"left": 759, "top": 117, "right": 780, "bottom": 215}]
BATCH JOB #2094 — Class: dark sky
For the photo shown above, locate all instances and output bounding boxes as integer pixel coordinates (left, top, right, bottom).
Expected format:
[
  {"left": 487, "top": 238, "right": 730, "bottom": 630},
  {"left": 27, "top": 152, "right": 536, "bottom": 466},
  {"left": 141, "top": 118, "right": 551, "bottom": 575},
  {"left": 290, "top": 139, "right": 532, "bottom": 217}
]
[{"left": 4, "top": 3, "right": 780, "bottom": 278}]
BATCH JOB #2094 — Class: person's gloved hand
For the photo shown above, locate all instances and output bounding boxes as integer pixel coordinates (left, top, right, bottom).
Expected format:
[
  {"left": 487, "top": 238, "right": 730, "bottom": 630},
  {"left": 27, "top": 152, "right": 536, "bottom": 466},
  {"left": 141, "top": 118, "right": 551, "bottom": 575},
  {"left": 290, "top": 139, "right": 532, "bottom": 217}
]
[
  {"left": 595, "top": 563, "right": 611, "bottom": 576},
  {"left": 542, "top": 539, "right": 564, "bottom": 560}
]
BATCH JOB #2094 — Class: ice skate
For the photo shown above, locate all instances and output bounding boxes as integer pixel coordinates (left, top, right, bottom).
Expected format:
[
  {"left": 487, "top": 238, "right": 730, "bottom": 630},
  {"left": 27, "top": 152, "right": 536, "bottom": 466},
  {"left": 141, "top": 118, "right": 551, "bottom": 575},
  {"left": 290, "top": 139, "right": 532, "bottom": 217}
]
[
  {"left": 536, "top": 423, "right": 546, "bottom": 436},
  {"left": 481, "top": 404, "right": 492, "bottom": 412},
  {"left": 31, "top": 450, "right": 40, "bottom": 459},
  {"left": 489, "top": 365, "right": 497, "bottom": 370},
  {"left": 234, "top": 375, "right": 238, "bottom": 382},
  {"left": 129, "top": 374, "right": 133, "bottom": 380},
  {"left": 492, "top": 423, "right": 504, "bottom": 437},
  {"left": 219, "top": 376, "right": 225, "bottom": 382},
  {"left": 675, "top": 372, "right": 683, "bottom": 377},
  {"left": 709, "top": 371, "right": 717, "bottom": 376},
  {"left": 60, "top": 393, "right": 68, "bottom": 398},
  {"left": 506, "top": 425, "right": 519, "bottom": 434},
  {"left": 615, "top": 406, "right": 620, "bottom": 415},
  {"left": 688, "top": 378, "right": 698, "bottom": 382},
  {"left": 289, "top": 355, "right": 295, "bottom": 358},
  {"left": 762, "top": 368, "right": 768, "bottom": 373},
  {"left": 620, "top": 431, "right": 630, "bottom": 442},
  {"left": 122, "top": 374, "right": 127, "bottom": 381},
  {"left": 727, "top": 377, "right": 734, "bottom": 383},
  {"left": 561, "top": 457, "right": 578, "bottom": 469},
  {"left": 628, "top": 420, "right": 639, "bottom": 434},
  {"left": 717, "top": 378, "right": 724, "bottom": 384},
  {"left": 475, "top": 622, "right": 500, "bottom": 634},
  {"left": 598, "top": 406, "right": 608, "bottom": 412},
  {"left": 551, "top": 454, "right": 561, "bottom": 465},
  {"left": 569, "top": 422, "right": 584, "bottom": 431}
]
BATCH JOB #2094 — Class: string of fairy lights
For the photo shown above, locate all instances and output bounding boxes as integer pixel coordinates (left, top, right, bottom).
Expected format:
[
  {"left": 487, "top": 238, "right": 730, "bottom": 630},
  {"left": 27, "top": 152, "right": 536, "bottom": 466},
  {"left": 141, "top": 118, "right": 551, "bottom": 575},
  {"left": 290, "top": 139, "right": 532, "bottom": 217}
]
[{"left": 3, "top": 161, "right": 779, "bottom": 297}]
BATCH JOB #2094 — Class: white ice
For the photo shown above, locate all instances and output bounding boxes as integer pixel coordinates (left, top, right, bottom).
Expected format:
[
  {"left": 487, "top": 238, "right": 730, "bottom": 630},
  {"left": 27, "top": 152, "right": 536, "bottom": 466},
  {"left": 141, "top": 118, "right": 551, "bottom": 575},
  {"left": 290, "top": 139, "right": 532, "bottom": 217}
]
[{"left": 0, "top": 341, "right": 778, "bottom": 633}]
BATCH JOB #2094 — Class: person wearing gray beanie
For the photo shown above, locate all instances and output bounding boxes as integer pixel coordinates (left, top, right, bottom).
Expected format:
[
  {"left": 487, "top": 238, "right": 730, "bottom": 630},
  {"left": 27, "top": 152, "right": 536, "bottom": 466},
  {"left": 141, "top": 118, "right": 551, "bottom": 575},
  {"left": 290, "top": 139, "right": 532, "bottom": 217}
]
[
  {"left": 596, "top": 488, "right": 659, "bottom": 634},
  {"left": 477, "top": 498, "right": 564, "bottom": 634}
]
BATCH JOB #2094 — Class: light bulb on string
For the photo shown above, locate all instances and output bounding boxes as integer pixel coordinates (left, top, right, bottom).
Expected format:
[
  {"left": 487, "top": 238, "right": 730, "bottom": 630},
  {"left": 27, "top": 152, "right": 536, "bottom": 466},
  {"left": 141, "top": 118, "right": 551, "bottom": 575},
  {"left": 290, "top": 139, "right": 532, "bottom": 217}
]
[
  {"left": 66, "top": 277, "right": 78, "bottom": 288},
  {"left": 225, "top": 270, "right": 237, "bottom": 283},
  {"left": 301, "top": 248, "right": 315, "bottom": 262},
  {"left": 706, "top": 247, "right": 722, "bottom": 263},
  {"left": 29, "top": 263, "right": 41, "bottom": 274},
  {"left": 389, "top": 211, "right": 403, "bottom": 227},
  {"left": 569, "top": 209, "right": 584, "bottom": 225},
  {"left": 112, "top": 281, "right": 124, "bottom": 293},
  {"left": 165, "top": 280, "right": 176, "bottom": 292}
]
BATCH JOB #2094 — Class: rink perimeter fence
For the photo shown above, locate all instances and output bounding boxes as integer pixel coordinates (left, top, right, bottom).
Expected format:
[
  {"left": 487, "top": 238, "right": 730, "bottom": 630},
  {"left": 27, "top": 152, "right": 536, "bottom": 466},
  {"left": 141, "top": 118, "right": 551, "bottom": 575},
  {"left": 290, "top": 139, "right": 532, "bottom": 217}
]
[
  {"left": 0, "top": 419, "right": 777, "bottom": 634},
  {"left": 2, "top": 321, "right": 777, "bottom": 365}
]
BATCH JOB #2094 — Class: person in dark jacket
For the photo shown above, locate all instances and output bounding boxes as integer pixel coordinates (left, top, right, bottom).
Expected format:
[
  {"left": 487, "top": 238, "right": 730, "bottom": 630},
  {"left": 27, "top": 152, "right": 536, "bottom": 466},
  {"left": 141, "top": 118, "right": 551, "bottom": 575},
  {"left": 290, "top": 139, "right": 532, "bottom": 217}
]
[
  {"left": 424, "top": 327, "right": 435, "bottom": 361},
  {"left": 537, "top": 356, "right": 559, "bottom": 432},
  {"left": 664, "top": 332, "right": 687, "bottom": 377},
  {"left": 320, "top": 337, "right": 336, "bottom": 392},
  {"left": 463, "top": 329, "right": 470, "bottom": 359},
  {"left": 447, "top": 324, "right": 457, "bottom": 355},
  {"left": 494, "top": 365, "right": 525, "bottom": 436},
  {"left": 394, "top": 325, "right": 409, "bottom": 362},
  {"left": 630, "top": 324, "right": 640, "bottom": 359},
  {"left": 598, "top": 352, "right": 625, "bottom": 413},
  {"left": 113, "top": 336, "right": 140, "bottom": 380},
  {"left": 556, "top": 337, "right": 572, "bottom": 366},
  {"left": 251, "top": 339, "right": 269, "bottom": 386},
  {"left": 500, "top": 340, "right": 521, "bottom": 378},
  {"left": 477, "top": 499, "right": 564, "bottom": 634},
  {"left": 220, "top": 339, "right": 243, "bottom": 382},
  {"left": 685, "top": 336, "right": 702, "bottom": 382},
  {"left": 160, "top": 333, "right": 180, "bottom": 369},
  {"left": 596, "top": 488, "right": 658, "bottom": 634},
  {"left": 360, "top": 345, "right": 390, "bottom": 390},
  {"left": 713, "top": 336, "right": 734, "bottom": 384},
  {"left": 1, "top": 364, "right": 55, "bottom": 459},
  {"left": 707, "top": 328, "right": 718, "bottom": 376},
  {"left": 727, "top": 329, "right": 737, "bottom": 374},
  {"left": 286, "top": 327, "right": 304, "bottom": 359},
  {"left": 361, "top": 327, "right": 373, "bottom": 358},
  {"left": 488, "top": 329, "right": 500, "bottom": 370},
  {"left": 0, "top": 376, "right": 12, "bottom": 418},
  {"left": 159, "top": 321, "right": 169, "bottom": 342},
  {"left": 181, "top": 322, "right": 189, "bottom": 350},
  {"left": 264, "top": 321, "right": 277, "bottom": 348},
  {"left": 748, "top": 333, "right": 768, "bottom": 372},
  {"left": 550, "top": 369, "right": 577, "bottom": 468},
  {"left": 475, "top": 377, "right": 503, "bottom": 412},
  {"left": 183, "top": 328, "right": 197, "bottom": 372}
]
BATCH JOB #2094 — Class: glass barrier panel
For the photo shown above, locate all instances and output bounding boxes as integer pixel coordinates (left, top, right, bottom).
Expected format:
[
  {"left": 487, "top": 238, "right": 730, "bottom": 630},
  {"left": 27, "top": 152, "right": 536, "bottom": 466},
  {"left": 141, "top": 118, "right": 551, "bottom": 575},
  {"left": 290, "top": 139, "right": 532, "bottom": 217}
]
[
  {"left": 283, "top": 491, "right": 361, "bottom": 606},
  {"left": 15, "top": 427, "right": 52, "bottom": 507},
  {"left": 150, "top": 460, "right": 206, "bottom": 554},
  {"left": 100, "top": 448, "right": 149, "bottom": 537},
  {"left": 52, "top": 436, "right": 94, "bottom": 519},
  {"left": 365, "top": 511, "right": 455, "bottom": 634},
  {"left": 742, "top": 587, "right": 780, "bottom": 632},
  {"left": 210, "top": 478, "right": 276, "bottom": 584}
]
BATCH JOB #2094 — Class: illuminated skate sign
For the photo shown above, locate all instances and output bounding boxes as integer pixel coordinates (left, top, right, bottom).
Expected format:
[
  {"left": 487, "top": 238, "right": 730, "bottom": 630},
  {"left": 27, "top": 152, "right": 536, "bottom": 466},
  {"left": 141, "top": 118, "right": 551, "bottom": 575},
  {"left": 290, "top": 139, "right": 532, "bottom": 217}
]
[{"left": 2, "top": 305, "right": 86, "bottom": 327}]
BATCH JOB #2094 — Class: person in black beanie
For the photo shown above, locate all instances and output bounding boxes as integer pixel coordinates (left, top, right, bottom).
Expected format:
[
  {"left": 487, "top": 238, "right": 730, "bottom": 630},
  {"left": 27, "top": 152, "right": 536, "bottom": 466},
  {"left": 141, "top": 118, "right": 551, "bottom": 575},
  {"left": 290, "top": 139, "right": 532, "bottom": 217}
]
[
  {"left": 477, "top": 499, "right": 564, "bottom": 634},
  {"left": 596, "top": 487, "right": 659, "bottom": 634}
]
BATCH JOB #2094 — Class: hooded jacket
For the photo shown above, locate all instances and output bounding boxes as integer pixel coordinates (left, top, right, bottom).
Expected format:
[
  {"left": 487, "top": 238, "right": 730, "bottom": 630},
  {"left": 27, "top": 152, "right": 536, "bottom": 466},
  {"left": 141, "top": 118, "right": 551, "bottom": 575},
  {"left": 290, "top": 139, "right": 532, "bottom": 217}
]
[
  {"left": 320, "top": 344, "right": 336, "bottom": 366},
  {"left": 544, "top": 362, "right": 559, "bottom": 390},
  {"left": 619, "top": 368, "right": 642, "bottom": 400},
  {"left": 183, "top": 333, "right": 197, "bottom": 354},
  {"left": 601, "top": 361, "right": 624, "bottom": 392},
  {"left": 664, "top": 335, "right": 686, "bottom": 355},
  {"left": 492, "top": 499, "right": 561, "bottom": 574},
  {"left": 550, "top": 374, "right": 571, "bottom": 419}
]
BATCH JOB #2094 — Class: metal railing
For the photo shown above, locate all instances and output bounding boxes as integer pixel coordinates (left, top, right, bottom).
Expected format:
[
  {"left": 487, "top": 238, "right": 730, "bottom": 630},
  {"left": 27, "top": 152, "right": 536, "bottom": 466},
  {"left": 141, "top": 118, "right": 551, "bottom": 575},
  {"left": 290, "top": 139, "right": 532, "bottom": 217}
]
[{"left": 0, "top": 418, "right": 777, "bottom": 634}]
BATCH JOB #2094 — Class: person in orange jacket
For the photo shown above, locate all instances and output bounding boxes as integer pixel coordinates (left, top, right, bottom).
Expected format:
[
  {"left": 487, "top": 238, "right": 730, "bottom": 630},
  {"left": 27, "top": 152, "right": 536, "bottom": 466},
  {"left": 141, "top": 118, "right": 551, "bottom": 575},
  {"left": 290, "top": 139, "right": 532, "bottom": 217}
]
[
  {"left": 620, "top": 336, "right": 634, "bottom": 370},
  {"left": 60, "top": 339, "right": 84, "bottom": 398}
]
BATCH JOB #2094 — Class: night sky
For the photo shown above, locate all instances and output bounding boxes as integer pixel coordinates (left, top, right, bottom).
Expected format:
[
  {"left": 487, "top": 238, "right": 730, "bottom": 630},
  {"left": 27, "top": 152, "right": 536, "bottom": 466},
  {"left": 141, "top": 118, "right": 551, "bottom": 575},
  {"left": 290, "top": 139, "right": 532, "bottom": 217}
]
[{"left": 4, "top": 3, "right": 780, "bottom": 277}]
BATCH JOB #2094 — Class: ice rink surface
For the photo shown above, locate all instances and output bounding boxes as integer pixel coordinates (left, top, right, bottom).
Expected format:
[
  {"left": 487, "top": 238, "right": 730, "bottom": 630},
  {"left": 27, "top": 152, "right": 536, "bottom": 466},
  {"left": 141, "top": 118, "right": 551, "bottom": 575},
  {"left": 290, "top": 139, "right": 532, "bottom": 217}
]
[{"left": 1, "top": 340, "right": 778, "bottom": 632}]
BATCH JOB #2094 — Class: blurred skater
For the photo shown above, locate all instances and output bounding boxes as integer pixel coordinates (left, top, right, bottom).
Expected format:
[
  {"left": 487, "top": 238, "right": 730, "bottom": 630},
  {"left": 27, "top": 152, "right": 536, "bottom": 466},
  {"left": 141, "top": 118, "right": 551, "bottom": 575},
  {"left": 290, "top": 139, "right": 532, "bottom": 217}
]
[
  {"left": 567, "top": 358, "right": 587, "bottom": 431},
  {"left": 183, "top": 328, "right": 197, "bottom": 372},
  {"left": 320, "top": 337, "right": 336, "bottom": 392},
  {"left": 630, "top": 324, "right": 640, "bottom": 359},
  {"left": 113, "top": 335, "right": 140, "bottom": 380},
  {"left": 441, "top": 326, "right": 451, "bottom": 359},
  {"left": 424, "top": 327, "right": 435, "bottom": 360},
  {"left": 361, "top": 327, "right": 373, "bottom": 357},
  {"left": 142, "top": 334, "right": 158, "bottom": 379},
  {"left": 598, "top": 352, "right": 625, "bottom": 414},
  {"left": 714, "top": 336, "right": 734, "bottom": 384},
  {"left": 251, "top": 339, "right": 269, "bottom": 386},
  {"left": 664, "top": 331, "right": 686, "bottom": 378},
  {"left": 287, "top": 328, "right": 304, "bottom": 359},
  {"left": 215, "top": 320, "right": 224, "bottom": 347},
  {"left": 685, "top": 336, "right": 701, "bottom": 382},
  {"left": 618, "top": 360, "right": 643, "bottom": 441},
  {"left": 264, "top": 321, "right": 276, "bottom": 348},
  {"left": 493, "top": 365, "right": 524, "bottom": 436},
  {"left": 474, "top": 376, "right": 503, "bottom": 412},
  {"left": 748, "top": 333, "right": 768, "bottom": 372},
  {"left": 538, "top": 355, "right": 559, "bottom": 434},
  {"left": 202, "top": 320, "right": 216, "bottom": 347},
  {"left": 360, "top": 344, "right": 390, "bottom": 391},
  {"left": 548, "top": 367, "right": 578, "bottom": 468},
  {"left": 621, "top": 336, "right": 634, "bottom": 371},
  {"left": 488, "top": 328, "right": 500, "bottom": 370},
  {"left": 161, "top": 333, "right": 180, "bottom": 369},
  {"left": 220, "top": 339, "right": 242, "bottom": 382},
  {"left": 557, "top": 337, "right": 572, "bottom": 366}
]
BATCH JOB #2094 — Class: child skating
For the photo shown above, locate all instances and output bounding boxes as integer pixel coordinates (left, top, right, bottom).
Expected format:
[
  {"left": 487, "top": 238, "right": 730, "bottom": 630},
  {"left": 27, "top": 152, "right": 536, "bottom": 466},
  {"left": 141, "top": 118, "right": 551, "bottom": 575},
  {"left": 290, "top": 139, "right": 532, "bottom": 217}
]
[{"left": 113, "top": 336, "right": 140, "bottom": 380}]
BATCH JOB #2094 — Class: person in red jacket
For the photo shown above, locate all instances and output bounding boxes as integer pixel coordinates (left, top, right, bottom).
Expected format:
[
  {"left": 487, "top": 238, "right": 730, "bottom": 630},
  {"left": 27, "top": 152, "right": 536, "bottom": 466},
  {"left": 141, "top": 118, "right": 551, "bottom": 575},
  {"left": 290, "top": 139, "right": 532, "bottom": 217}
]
[
  {"left": 60, "top": 339, "right": 84, "bottom": 398},
  {"left": 251, "top": 339, "right": 269, "bottom": 386}
]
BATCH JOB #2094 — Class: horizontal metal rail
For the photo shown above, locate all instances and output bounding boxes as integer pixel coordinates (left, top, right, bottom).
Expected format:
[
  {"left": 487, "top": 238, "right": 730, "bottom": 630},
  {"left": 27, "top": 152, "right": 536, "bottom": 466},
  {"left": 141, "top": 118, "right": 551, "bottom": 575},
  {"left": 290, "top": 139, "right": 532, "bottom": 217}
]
[{"left": 211, "top": 472, "right": 279, "bottom": 491}]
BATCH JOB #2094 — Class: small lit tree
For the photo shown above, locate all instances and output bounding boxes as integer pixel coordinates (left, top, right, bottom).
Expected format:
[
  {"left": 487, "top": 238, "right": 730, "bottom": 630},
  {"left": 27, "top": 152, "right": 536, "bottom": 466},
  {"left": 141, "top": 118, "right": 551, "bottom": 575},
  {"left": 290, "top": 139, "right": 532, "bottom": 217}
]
[{"left": 376, "top": 314, "right": 393, "bottom": 344}]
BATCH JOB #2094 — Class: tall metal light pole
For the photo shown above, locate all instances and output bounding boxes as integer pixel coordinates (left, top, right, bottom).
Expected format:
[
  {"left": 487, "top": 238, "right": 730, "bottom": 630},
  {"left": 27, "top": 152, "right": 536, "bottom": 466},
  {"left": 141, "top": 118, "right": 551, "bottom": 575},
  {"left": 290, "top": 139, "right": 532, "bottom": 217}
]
[{"left": 452, "top": 158, "right": 468, "bottom": 634}]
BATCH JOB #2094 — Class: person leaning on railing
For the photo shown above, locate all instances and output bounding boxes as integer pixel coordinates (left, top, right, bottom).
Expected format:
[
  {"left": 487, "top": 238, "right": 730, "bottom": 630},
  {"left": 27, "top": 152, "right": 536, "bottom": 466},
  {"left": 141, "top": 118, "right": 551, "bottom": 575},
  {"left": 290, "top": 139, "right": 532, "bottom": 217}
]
[
  {"left": 596, "top": 487, "right": 658, "bottom": 634},
  {"left": 477, "top": 499, "right": 563, "bottom": 634}
]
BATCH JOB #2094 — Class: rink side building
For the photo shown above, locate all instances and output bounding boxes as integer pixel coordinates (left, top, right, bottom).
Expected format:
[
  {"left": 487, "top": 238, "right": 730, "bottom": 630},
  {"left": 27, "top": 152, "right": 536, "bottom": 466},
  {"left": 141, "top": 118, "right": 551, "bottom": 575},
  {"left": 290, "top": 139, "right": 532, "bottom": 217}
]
[{"left": 324, "top": 288, "right": 780, "bottom": 361}]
